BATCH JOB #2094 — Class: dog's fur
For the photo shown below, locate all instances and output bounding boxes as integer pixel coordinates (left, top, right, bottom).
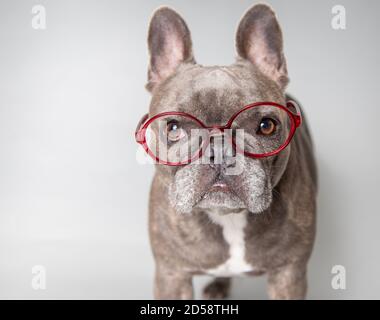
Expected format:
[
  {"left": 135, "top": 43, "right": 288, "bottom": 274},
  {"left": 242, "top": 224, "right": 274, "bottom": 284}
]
[{"left": 144, "top": 4, "right": 317, "bottom": 299}]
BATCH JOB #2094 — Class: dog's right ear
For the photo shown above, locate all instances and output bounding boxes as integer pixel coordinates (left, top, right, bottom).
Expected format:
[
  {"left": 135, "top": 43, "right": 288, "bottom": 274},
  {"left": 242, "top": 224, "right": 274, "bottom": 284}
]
[{"left": 146, "top": 7, "right": 195, "bottom": 92}]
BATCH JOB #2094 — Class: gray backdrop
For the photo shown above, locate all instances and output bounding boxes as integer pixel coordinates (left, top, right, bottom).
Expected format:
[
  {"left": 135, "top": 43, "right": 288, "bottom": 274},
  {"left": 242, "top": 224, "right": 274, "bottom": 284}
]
[{"left": 0, "top": 0, "right": 379, "bottom": 299}]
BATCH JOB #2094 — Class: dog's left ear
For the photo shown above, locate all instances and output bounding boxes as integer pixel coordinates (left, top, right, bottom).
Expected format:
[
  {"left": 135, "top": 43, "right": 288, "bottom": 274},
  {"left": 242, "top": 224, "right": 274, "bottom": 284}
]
[
  {"left": 146, "top": 7, "right": 195, "bottom": 92},
  {"left": 236, "top": 4, "right": 288, "bottom": 90}
]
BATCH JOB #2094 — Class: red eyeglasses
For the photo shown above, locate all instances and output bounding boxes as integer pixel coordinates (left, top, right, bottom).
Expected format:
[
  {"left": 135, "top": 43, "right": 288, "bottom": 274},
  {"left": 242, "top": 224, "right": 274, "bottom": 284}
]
[{"left": 135, "top": 101, "right": 302, "bottom": 166}]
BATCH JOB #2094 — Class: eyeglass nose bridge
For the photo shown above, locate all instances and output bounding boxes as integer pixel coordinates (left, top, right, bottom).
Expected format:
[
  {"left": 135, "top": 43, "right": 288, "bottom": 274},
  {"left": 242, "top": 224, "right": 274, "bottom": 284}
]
[
  {"left": 207, "top": 126, "right": 226, "bottom": 136},
  {"left": 204, "top": 126, "right": 237, "bottom": 148}
]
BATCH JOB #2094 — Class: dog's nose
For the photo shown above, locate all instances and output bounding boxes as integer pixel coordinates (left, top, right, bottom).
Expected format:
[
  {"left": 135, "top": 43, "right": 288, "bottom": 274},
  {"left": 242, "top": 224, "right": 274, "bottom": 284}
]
[{"left": 206, "top": 131, "right": 236, "bottom": 169}]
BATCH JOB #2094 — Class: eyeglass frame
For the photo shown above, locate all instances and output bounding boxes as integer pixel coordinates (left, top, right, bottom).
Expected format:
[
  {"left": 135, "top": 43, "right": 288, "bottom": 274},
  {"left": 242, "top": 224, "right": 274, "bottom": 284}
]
[{"left": 135, "top": 100, "right": 302, "bottom": 166}]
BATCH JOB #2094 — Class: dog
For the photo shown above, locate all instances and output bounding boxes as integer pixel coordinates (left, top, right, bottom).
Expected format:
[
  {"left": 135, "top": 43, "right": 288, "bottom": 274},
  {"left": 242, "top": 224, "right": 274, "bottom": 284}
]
[{"left": 136, "top": 4, "right": 317, "bottom": 299}]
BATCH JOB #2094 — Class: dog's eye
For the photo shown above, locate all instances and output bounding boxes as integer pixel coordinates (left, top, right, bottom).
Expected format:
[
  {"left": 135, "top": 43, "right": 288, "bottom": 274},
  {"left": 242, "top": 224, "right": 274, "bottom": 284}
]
[
  {"left": 258, "top": 118, "right": 276, "bottom": 135},
  {"left": 166, "top": 121, "right": 185, "bottom": 142}
]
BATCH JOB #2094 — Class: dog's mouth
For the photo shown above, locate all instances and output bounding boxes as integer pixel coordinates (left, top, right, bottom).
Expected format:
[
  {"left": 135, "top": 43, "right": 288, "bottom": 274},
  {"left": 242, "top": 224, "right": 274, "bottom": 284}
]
[
  {"left": 205, "top": 172, "right": 237, "bottom": 196},
  {"left": 209, "top": 178, "right": 231, "bottom": 193},
  {"left": 196, "top": 174, "right": 246, "bottom": 211}
]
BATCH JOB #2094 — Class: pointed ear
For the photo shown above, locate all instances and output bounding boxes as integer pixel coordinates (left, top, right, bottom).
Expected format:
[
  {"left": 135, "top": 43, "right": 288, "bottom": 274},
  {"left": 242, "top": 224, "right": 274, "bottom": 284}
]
[
  {"left": 146, "top": 7, "right": 195, "bottom": 92},
  {"left": 236, "top": 4, "right": 288, "bottom": 90}
]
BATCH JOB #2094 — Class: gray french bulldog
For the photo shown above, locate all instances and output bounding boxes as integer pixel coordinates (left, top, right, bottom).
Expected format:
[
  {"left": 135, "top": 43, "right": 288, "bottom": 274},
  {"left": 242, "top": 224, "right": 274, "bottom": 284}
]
[{"left": 138, "top": 4, "right": 317, "bottom": 299}]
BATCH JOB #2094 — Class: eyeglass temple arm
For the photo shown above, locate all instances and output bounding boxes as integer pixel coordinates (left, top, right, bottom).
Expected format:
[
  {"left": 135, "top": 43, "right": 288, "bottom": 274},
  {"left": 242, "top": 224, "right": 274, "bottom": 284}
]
[
  {"left": 286, "top": 100, "right": 302, "bottom": 128},
  {"left": 135, "top": 113, "right": 149, "bottom": 143}
]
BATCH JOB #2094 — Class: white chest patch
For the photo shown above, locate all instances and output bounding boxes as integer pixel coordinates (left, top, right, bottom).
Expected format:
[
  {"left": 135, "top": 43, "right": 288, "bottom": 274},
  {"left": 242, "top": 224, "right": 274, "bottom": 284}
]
[{"left": 206, "top": 210, "right": 253, "bottom": 277}]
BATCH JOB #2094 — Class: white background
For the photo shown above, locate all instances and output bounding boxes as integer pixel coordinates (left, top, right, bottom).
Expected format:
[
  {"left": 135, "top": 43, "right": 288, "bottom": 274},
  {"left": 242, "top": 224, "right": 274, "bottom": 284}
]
[{"left": 0, "top": 0, "right": 379, "bottom": 299}]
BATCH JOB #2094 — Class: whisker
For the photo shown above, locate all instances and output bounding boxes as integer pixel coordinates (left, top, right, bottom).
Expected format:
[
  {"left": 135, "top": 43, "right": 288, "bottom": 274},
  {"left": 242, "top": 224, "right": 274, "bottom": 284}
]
[{"left": 272, "top": 188, "right": 287, "bottom": 213}]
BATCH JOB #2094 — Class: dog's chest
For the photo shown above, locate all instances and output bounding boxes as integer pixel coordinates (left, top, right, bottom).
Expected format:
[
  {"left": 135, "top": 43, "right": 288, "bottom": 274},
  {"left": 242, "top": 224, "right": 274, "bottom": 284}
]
[{"left": 205, "top": 210, "right": 253, "bottom": 276}]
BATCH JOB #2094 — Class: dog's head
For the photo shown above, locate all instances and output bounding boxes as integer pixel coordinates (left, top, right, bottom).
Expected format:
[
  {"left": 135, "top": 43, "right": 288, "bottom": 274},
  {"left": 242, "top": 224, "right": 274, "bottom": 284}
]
[{"left": 146, "top": 4, "right": 291, "bottom": 214}]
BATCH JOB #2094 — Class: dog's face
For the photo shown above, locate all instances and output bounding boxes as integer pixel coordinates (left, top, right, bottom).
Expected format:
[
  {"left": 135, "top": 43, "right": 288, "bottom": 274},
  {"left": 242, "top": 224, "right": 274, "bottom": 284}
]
[{"left": 146, "top": 5, "right": 290, "bottom": 214}]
